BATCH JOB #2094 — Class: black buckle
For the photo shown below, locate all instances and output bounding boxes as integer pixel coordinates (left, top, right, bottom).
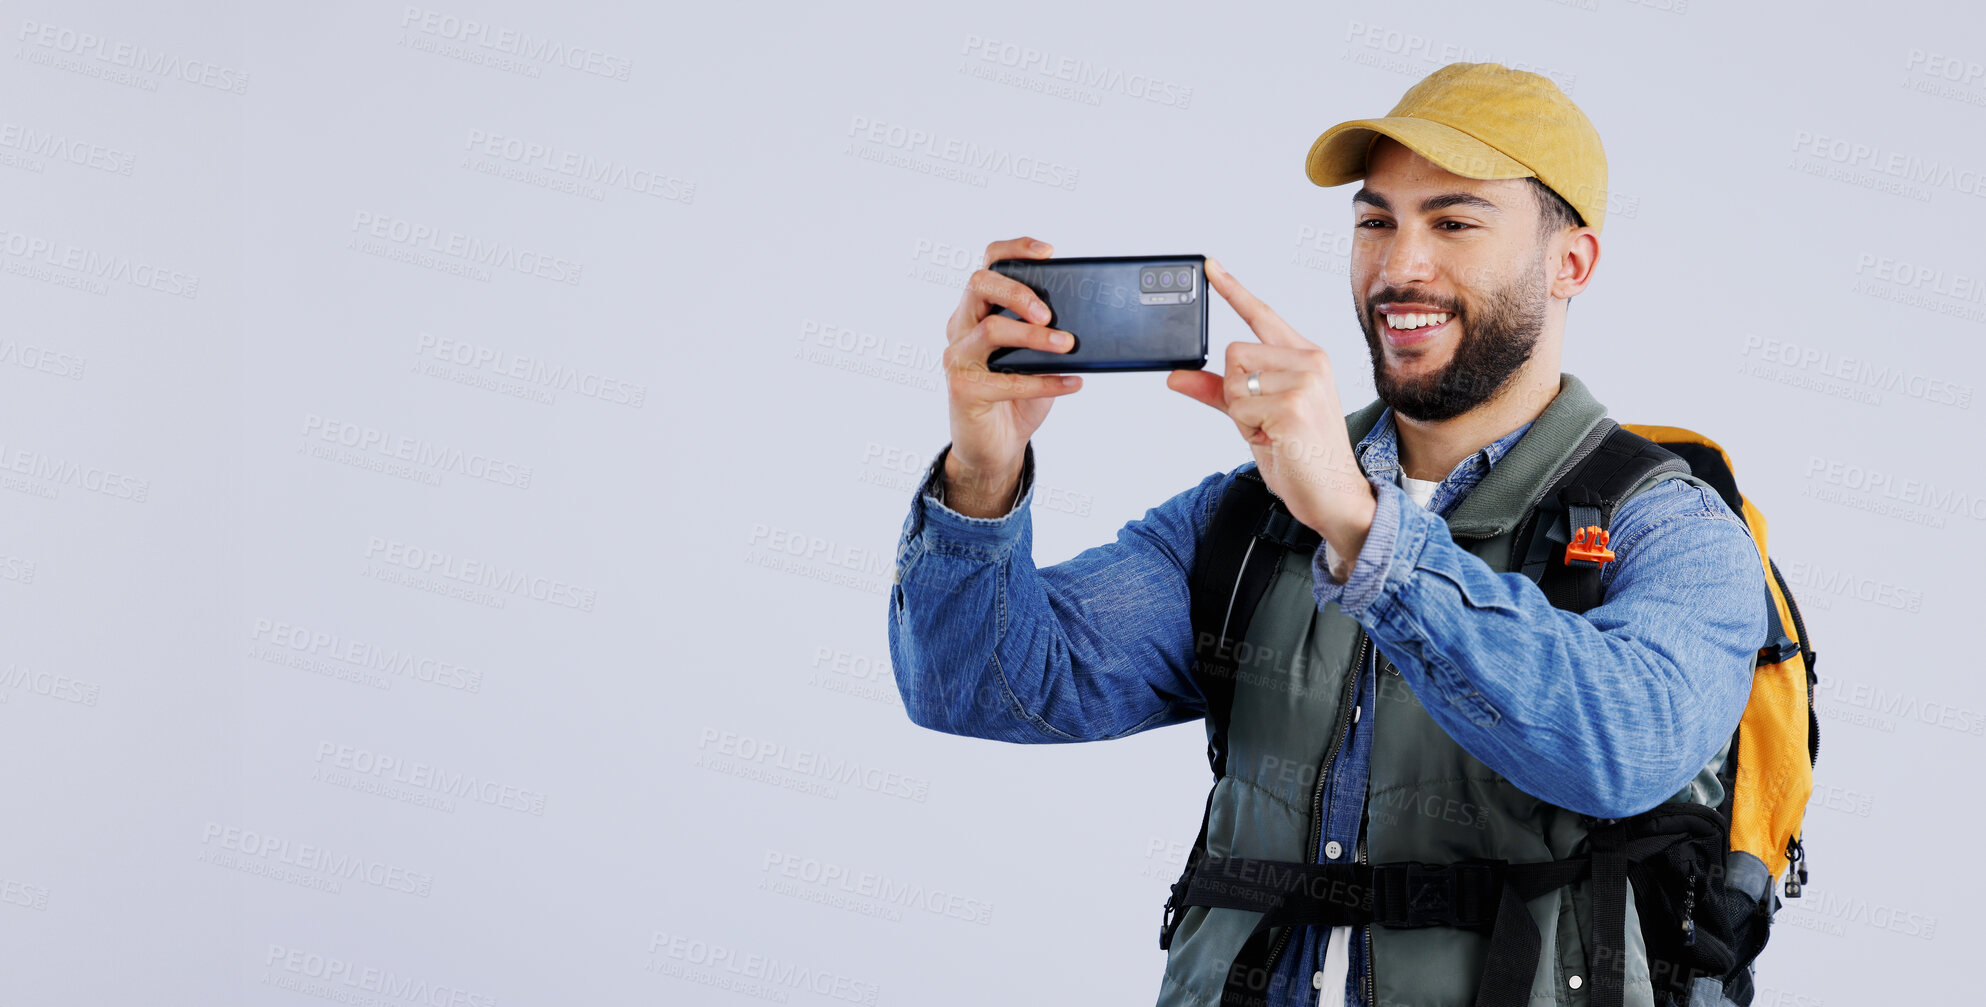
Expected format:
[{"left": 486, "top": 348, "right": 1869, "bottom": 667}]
[
  {"left": 1372, "top": 861, "right": 1502, "bottom": 930},
  {"left": 1159, "top": 874, "right": 1188, "bottom": 951},
  {"left": 1759, "top": 634, "right": 1801, "bottom": 665},
  {"left": 1256, "top": 505, "right": 1321, "bottom": 552}
]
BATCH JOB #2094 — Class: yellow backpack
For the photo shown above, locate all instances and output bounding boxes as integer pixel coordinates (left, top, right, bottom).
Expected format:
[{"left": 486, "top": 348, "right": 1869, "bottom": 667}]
[
  {"left": 1621, "top": 425, "right": 1817, "bottom": 893},
  {"left": 1500, "top": 419, "right": 1818, "bottom": 1005}
]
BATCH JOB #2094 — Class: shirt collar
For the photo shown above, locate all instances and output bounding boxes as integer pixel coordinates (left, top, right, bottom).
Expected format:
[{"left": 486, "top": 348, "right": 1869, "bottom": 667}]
[{"left": 1354, "top": 405, "right": 1535, "bottom": 504}]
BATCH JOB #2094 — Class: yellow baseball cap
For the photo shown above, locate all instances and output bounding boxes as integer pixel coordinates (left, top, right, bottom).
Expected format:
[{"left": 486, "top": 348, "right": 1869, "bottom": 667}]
[{"left": 1304, "top": 61, "right": 1609, "bottom": 235}]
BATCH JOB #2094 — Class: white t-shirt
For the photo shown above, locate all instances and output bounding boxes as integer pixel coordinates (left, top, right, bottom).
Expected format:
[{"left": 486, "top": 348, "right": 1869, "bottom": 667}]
[{"left": 1398, "top": 472, "right": 1441, "bottom": 511}]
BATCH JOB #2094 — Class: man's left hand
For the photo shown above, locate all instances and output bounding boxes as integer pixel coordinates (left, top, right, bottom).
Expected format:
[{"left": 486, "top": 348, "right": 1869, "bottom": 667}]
[{"left": 1167, "top": 257, "right": 1377, "bottom": 565}]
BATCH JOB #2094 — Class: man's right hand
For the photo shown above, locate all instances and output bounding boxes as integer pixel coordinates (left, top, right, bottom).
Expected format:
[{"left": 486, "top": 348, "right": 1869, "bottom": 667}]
[{"left": 938, "top": 236, "right": 1081, "bottom": 518}]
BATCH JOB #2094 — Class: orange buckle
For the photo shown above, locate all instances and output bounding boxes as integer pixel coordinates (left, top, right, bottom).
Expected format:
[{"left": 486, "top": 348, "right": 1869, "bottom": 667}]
[{"left": 1565, "top": 526, "right": 1615, "bottom": 567}]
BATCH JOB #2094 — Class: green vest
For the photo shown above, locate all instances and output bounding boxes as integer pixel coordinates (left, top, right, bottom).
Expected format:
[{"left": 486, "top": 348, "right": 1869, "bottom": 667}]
[{"left": 1155, "top": 373, "right": 1729, "bottom": 1007}]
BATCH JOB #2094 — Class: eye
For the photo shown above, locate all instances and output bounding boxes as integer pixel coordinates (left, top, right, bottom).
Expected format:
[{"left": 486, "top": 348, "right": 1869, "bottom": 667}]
[
  {"left": 1356, "top": 218, "right": 1391, "bottom": 229},
  {"left": 1437, "top": 220, "right": 1474, "bottom": 231}
]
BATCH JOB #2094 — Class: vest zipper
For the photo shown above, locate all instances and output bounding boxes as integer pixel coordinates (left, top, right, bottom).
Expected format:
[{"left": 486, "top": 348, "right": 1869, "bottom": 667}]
[
  {"left": 1260, "top": 631, "right": 1373, "bottom": 989},
  {"left": 1358, "top": 828, "right": 1374, "bottom": 1007}
]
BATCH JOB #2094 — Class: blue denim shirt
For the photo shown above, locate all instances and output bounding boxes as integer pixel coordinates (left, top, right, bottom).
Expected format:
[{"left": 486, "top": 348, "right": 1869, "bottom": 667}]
[{"left": 887, "top": 405, "right": 1767, "bottom": 1004}]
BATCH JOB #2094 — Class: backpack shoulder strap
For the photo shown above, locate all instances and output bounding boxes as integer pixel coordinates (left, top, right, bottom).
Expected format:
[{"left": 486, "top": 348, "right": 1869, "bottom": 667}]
[
  {"left": 1512, "top": 421, "right": 1693, "bottom": 614},
  {"left": 1186, "top": 467, "right": 1321, "bottom": 779},
  {"left": 1165, "top": 467, "right": 1320, "bottom": 951},
  {"left": 1504, "top": 424, "right": 1717, "bottom": 1007}
]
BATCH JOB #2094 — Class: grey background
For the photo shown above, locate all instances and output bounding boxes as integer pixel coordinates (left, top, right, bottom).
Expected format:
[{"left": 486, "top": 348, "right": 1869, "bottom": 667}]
[{"left": 2, "top": 0, "right": 1979, "bottom": 1002}]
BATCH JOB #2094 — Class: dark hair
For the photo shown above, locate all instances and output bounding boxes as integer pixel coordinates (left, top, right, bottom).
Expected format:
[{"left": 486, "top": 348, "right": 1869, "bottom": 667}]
[
  {"left": 1527, "top": 177, "right": 1585, "bottom": 239},
  {"left": 1527, "top": 178, "right": 1586, "bottom": 312}
]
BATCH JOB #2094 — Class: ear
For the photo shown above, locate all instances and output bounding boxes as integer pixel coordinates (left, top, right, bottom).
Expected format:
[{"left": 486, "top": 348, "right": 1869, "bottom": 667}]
[{"left": 1548, "top": 228, "right": 1600, "bottom": 301}]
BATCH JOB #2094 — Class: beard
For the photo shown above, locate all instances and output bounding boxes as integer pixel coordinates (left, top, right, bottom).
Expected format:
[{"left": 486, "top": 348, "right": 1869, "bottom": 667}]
[{"left": 1356, "top": 245, "right": 1549, "bottom": 423}]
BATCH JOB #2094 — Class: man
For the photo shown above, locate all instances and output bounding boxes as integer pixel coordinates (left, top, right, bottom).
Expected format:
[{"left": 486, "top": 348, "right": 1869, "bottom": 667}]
[{"left": 887, "top": 62, "right": 1767, "bottom": 1007}]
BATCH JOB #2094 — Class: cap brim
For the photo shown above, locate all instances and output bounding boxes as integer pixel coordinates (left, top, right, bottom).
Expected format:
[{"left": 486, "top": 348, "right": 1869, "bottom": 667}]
[{"left": 1305, "top": 116, "right": 1533, "bottom": 187}]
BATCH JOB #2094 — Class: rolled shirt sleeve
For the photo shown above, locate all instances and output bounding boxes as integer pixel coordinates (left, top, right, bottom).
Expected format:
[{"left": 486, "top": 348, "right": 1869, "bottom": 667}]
[
  {"left": 889, "top": 442, "right": 1233, "bottom": 743},
  {"left": 1313, "top": 476, "right": 1410, "bottom": 619},
  {"left": 1313, "top": 474, "right": 1768, "bottom": 818}
]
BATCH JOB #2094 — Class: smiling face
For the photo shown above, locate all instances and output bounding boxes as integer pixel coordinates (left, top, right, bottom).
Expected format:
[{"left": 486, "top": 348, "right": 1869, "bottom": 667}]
[{"left": 1349, "top": 136, "right": 1570, "bottom": 423}]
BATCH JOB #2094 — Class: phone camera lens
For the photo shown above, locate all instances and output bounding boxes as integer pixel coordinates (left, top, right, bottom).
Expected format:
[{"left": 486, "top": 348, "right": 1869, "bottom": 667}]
[
  {"left": 1142, "top": 271, "right": 1157, "bottom": 288},
  {"left": 1160, "top": 271, "right": 1174, "bottom": 287}
]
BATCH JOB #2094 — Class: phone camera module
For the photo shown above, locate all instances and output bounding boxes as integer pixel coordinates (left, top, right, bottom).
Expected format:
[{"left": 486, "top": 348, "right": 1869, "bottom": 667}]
[{"left": 1137, "top": 262, "right": 1199, "bottom": 303}]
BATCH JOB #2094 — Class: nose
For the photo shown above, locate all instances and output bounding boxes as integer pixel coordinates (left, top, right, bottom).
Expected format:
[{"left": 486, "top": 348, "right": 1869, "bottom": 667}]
[{"left": 1377, "top": 220, "right": 1438, "bottom": 292}]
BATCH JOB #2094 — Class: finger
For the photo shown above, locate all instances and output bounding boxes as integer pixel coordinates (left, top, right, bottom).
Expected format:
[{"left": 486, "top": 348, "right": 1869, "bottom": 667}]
[
  {"left": 947, "top": 315, "right": 1082, "bottom": 403},
  {"left": 1166, "top": 369, "right": 1228, "bottom": 414},
  {"left": 953, "top": 366, "right": 1083, "bottom": 402},
  {"left": 1226, "top": 392, "right": 1361, "bottom": 482},
  {"left": 955, "top": 268, "right": 1056, "bottom": 337},
  {"left": 953, "top": 313, "right": 1076, "bottom": 363},
  {"left": 1223, "top": 390, "right": 1293, "bottom": 446},
  {"left": 1223, "top": 342, "right": 1318, "bottom": 378},
  {"left": 1205, "top": 257, "right": 1311, "bottom": 350},
  {"left": 1222, "top": 364, "right": 1301, "bottom": 405},
  {"left": 982, "top": 236, "right": 1053, "bottom": 269},
  {"left": 1223, "top": 343, "right": 1322, "bottom": 401}
]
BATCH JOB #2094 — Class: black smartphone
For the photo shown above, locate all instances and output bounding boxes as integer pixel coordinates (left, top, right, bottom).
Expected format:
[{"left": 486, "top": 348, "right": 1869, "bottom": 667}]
[{"left": 985, "top": 254, "right": 1208, "bottom": 373}]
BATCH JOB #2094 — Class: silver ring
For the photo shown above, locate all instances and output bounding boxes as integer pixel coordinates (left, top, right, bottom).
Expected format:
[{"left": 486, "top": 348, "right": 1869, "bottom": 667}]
[{"left": 1246, "top": 371, "right": 1262, "bottom": 396}]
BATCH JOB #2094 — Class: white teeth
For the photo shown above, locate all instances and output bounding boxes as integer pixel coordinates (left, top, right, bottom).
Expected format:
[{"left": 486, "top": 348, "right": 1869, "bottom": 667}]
[{"left": 1385, "top": 311, "right": 1450, "bottom": 330}]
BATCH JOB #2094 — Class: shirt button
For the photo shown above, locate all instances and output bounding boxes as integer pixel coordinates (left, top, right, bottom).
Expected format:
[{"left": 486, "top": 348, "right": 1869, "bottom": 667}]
[
  {"left": 1313, "top": 971, "right": 1326, "bottom": 990},
  {"left": 1324, "top": 841, "right": 1343, "bottom": 859},
  {"left": 1568, "top": 975, "right": 1583, "bottom": 990}
]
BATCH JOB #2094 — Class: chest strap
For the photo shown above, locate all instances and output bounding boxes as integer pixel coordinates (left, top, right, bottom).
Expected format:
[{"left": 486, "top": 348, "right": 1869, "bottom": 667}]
[{"left": 1167, "top": 821, "right": 1687, "bottom": 1007}]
